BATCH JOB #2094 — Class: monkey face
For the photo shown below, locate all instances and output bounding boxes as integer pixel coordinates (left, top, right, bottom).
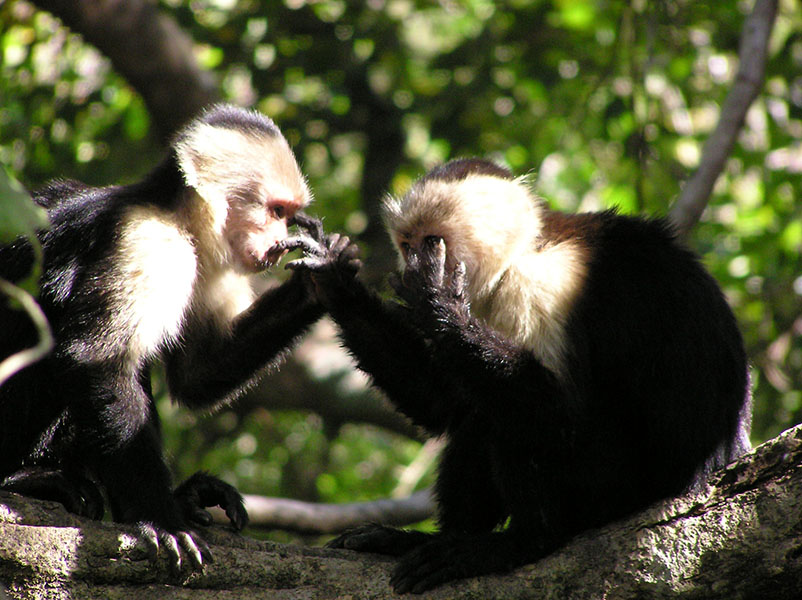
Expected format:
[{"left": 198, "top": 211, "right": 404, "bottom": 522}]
[
  {"left": 224, "top": 195, "right": 304, "bottom": 272},
  {"left": 175, "top": 112, "right": 311, "bottom": 273},
  {"left": 397, "top": 233, "right": 459, "bottom": 275}
]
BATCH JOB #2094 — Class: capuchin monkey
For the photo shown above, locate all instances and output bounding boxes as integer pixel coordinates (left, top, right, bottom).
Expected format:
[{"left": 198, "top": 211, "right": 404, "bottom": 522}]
[
  {"left": 0, "top": 105, "right": 325, "bottom": 571},
  {"left": 283, "top": 158, "right": 752, "bottom": 593}
]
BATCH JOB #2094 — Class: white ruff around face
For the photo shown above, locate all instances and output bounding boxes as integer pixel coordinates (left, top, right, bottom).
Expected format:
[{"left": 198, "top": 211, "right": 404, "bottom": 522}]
[{"left": 385, "top": 174, "right": 587, "bottom": 378}]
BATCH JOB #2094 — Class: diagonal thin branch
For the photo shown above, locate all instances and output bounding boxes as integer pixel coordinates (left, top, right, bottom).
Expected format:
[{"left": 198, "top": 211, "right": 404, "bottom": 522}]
[{"left": 669, "top": 0, "right": 778, "bottom": 237}]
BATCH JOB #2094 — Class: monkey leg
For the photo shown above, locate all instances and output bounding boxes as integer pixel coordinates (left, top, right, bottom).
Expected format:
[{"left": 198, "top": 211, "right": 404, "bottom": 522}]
[
  {"left": 1, "top": 465, "right": 105, "bottom": 519},
  {"left": 326, "top": 523, "right": 432, "bottom": 557}
]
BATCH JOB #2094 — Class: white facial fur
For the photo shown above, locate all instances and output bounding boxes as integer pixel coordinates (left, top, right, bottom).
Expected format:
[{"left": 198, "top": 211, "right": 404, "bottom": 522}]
[
  {"left": 175, "top": 122, "right": 311, "bottom": 273},
  {"left": 383, "top": 173, "right": 587, "bottom": 377}
]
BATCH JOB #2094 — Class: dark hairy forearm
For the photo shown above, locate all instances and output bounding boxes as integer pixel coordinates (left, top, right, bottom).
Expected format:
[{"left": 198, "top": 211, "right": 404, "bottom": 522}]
[
  {"left": 165, "top": 273, "right": 324, "bottom": 408},
  {"left": 324, "top": 278, "right": 459, "bottom": 433}
]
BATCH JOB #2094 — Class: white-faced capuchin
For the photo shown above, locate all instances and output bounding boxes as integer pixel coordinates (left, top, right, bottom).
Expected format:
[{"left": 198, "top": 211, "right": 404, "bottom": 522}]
[
  {"left": 282, "top": 158, "right": 752, "bottom": 593},
  {"left": 0, "top": 104, "right": 325, "bottom": 571}
]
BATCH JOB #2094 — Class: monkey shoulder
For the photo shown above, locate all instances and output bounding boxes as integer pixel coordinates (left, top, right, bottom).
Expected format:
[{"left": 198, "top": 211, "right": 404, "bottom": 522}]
[
  {"left": 33, "top": 184, "right": 200, "bottom": 363},
  {"left": 33, "top": 179, "right": 91, "bottom": 209},
  {"left": 111, "top": 204, "right": 199, "bottom": 349},
  {"left": 558, "top": 210, "right": 702, "bottom": 286},
  {"left": 565, "top": 210, "right": 740, "bottom": 359}
]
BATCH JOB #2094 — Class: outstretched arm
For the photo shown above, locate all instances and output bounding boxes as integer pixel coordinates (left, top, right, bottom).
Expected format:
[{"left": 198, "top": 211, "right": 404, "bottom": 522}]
[
  {"left": 164, "top": 269, "right": 324, "bottom": 409},
  {"left": 279, "top": 216, "right": 462, "bottom": 434}
]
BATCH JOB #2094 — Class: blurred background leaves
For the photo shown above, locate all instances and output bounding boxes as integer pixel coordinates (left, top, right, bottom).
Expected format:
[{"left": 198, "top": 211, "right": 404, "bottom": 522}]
[{"left": 1, "top": 0, "right": 800, "bottom": 536}]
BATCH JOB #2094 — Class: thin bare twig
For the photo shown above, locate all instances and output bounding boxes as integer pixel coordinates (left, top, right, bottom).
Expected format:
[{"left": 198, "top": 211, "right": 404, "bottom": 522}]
[{"left": 669, "top": 0, "right": 778, "bottom": 236}]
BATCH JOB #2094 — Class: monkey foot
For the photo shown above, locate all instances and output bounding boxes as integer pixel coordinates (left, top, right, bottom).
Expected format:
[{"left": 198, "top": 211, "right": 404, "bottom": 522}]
[
  {"left": 326, "top": 524, "right": 431, "bottom": 557},
  {"left": 136, "top": 521, "right": 213, "bottom": 574}
]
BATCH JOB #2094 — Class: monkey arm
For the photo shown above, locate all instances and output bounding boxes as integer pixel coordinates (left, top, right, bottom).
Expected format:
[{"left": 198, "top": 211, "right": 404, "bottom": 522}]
[
  {"left": 323, "top": 278, "right": 460, "bottom": 435},
  {"left": 164, "top": 272, "right": 324, "bottom": 409},
  {"left": 399, "top": 237, "right": 567, "bottom": 412},
  {"left": 281, "top": 223, "right": 462, "bottom": 434}
]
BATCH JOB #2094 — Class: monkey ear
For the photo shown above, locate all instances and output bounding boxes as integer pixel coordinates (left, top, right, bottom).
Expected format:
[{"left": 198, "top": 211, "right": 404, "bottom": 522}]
[{"left": 175, "top": 124, "right": 235, "bottom": 195}]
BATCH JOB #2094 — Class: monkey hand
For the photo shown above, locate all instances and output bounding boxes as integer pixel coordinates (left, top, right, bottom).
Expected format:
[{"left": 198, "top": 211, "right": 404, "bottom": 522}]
[
  {"left": 280, "top": 213, "right": 362, "bottom": 306},
  {"left": 390, "top": 236, "right": 469, "bottom": 325},
  {"left": 174, "top": 471, "right": 249, "bottom": 531}
]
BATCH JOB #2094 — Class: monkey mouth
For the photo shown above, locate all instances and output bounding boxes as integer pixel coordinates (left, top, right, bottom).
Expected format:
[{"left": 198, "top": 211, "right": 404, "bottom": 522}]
[{"left": 262, "top": 244, "right": 289, "bottom": 269}]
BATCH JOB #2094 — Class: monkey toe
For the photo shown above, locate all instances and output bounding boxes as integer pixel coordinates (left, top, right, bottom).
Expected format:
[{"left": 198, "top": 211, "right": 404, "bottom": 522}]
[
  {"left": 137, "top": 521, "right": 212, "bottom": 574},
  {"left": 327, "top": 524, "right": 429, "bottom": 557}
]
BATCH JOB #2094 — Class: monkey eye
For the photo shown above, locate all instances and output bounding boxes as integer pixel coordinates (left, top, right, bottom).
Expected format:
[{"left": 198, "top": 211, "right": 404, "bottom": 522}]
[
  {"left": 271, "top": 205, "right": 286, "bottom": 219},
  {"left": 400, "top": 242, "right": 411, "bottom": 254},
  {"left": 424, "top": 235, "right": 442, "bottom": 247}
]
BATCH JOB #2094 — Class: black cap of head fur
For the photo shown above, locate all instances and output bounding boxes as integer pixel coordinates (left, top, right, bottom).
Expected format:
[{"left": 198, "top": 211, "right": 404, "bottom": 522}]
[
  {"left": 193, "top": 104, "right": 281, "bottom": 138},
  {"left": 421, "top": 158, "right": 514, "bottom": 184}
]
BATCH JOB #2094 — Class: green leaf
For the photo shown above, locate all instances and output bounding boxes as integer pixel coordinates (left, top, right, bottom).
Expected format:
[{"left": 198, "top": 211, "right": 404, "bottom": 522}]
[{"left": 0, "top": 168, "right": 48, "bottom": 243}]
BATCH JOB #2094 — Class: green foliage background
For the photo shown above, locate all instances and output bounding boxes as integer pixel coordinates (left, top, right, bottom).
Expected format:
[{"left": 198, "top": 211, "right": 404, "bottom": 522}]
[{"left": 1, "top": 0, "right": 800, "bottom": 523}]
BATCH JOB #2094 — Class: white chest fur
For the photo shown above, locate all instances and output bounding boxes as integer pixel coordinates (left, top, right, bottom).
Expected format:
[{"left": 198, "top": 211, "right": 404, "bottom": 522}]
[{"left": 110, "top": 205, "right": 199, "bottom": 362}]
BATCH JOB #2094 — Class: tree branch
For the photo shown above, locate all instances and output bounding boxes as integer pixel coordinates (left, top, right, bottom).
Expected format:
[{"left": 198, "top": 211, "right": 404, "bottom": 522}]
[
  {"left": 668, "top": 0, "right": 778, "bottom": 236},
  {"left": 3, "top": 424, "right": 802, "bottom": 599},
  {"left": 224, "top": 489, "right": 434, "bottom": 535},
  {"left": 32, "top": 0, "right": 220, "bottom": 138},
  {"left": 240, "top": 359, "right": 425, "bottom": 443}
]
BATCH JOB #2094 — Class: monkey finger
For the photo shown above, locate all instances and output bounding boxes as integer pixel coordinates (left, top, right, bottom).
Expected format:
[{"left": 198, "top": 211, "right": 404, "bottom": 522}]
[
  {"left": 273, "top": 235, "right": 325, "bottom": 257},
  {"left": 158, "top": 529, "right": 185, "bottom": 573},
  {"left": 193, "top": 533, "right": 214, "bottom": 565},
  {"left": 448, "top": 261, "right": 468, "bottom": 300},
  {"left": 186, "top": 507, "right": 214, "bottom": 527},
  {"left": 330, "top": 233, "right": 350, "bottom": 252},
  {"left": 285, "top": 257, "right": 328, "bottom": 272},
  {"left": 334, "top": 239, "right": 361, "bottom": 270},
  {"left": 341, "top": 240, "right": 360, "bottom": 259},
  {"left": 404, "top": 248, "right": 422, "bottom": 277},
  {"left": 325, "top": 232, "right": 341, "bottom": 250},
  {"left": 419, "top": 238, "right": 446, "bottom": 288},
  {"left": 291, "top": 212, "right": 325, "bottom": 241}
]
